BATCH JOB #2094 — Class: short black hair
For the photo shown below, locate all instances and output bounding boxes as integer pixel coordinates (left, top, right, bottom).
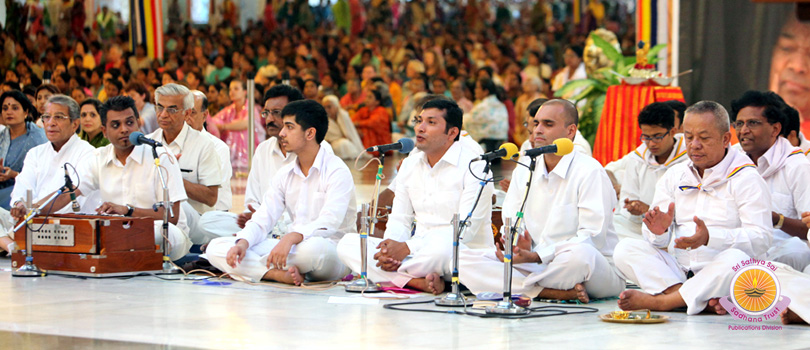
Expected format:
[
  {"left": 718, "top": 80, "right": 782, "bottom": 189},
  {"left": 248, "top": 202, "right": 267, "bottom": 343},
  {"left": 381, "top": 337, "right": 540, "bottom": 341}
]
[
  {"left": 478, "top": 78, "right": 497, "bottom": 96},
  {"left": 781, "top": 104, "right": 800, "bottom": 138},
  {"left": 662, "top": 100, "right": 686, "bottom": 124},
  {"left": 541, "top": 99, "right": 579, "bottom": 126},
  {"left": 527, "top": 98, "right": 549, "bottom": 117},
  {"left": 264, "top": 84, "right": 304, "bottom": 104},
  {"left": 637, "top": 102, "right": 675, "bottom": 130},
  {"left": 80, "top": 98, "right": 102, "bottom": 113},
  {"left": 422, "top": 98, "right": 463, "bottom": 141},
  {"left": 99, "top": 96, "right": 139, "bottom": 125},
  {"left": 280, "top": 100, "right": 328, "bottom": 144},
  {"left": 566, "top": 45, "right": 584, "bottom": 59},
  {"left": 730, "top": 90, "right": 786, "bottom": 131},
  {"left": 105, "top": 79, "right": 123, "bottom": 92}
]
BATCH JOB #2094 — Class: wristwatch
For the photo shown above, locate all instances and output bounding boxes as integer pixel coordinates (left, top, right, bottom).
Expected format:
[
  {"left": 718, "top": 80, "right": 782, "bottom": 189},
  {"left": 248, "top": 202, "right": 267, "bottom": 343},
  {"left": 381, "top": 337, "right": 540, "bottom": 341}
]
[{"left": 125, "top": 204, "right": 134, "bottom": 217}]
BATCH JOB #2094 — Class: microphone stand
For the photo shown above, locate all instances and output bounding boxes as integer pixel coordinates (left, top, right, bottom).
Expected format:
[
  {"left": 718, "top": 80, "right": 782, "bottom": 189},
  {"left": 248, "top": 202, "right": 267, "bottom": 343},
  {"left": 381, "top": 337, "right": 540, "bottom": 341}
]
[
  {"left": 346, "top": 154, "right": 386, "bottom": 293},
  {"left": 12, "top": 189, "right": 57, "bottom": 277},
  {"left": 150, "top": 146, "right": 180, "bottom": 274},
  {"left": 485, "top": 217, "right": 529, "bottom": 314}
]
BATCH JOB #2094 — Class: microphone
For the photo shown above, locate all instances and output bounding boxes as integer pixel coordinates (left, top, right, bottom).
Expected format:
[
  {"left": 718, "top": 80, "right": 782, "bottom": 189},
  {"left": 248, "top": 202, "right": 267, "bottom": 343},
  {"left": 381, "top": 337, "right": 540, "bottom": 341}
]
[
  {"left": 523, "top": 138, "right": 575, "bottom": 158},
  {"left": 129, "top": 131, "right": 163, "bottom": 148},
  {"left": 366, "top": 138, "right": 415, "bottom": 154},
  {"left": 472, "top": 142, "right": 519, "bottom": 162},
  {"left": 63, "top": 165, "right": 80, "bottom": 212}
]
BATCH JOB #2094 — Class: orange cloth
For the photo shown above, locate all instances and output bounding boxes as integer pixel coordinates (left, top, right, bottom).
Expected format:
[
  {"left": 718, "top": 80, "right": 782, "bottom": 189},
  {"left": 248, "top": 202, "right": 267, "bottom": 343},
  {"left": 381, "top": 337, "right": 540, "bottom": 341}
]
[
  {"left": 352, "top": 106, "right": 392, "bottom": 151},
  {"left": 593, "top": 85, "right": 685, "bottom": 166}
]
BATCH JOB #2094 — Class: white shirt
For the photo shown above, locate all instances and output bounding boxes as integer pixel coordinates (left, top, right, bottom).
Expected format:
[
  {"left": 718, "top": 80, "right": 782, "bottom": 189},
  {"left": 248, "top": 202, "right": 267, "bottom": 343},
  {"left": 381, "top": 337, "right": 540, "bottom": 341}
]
[
  {"left": 245, "top": 137, "right": 333, "bottom": 209},
  {"left": 202, "top": 129, "right": 232, "bottom": 211},
  {"left": 750, "top": 137, "right": 810, "bottom": 242},
  {"left": 552, "top": 62, "right": 587, "bottom": 92},
  {"left": 78, "top": 144, "right": 189, "bottom": 233},
  {"left": 617, "top": 134, "right": 688, "bottom": 224},
  {"left": 798, "top": 132, "right": 810, "bottom": 154},
  {"left": 11, "top": 134, "right": 98, "bottom": 212},
  {"left": 644, "top": 148, "right": 772, "bottom": 268},
  {"left": 503, "top": 151, "right": 618, "bottom": 263},
  {"left": 149, "top": 123, "right": 222, "bottom": 214},
  {"left": 385, "top": 142, "right": 495, "bottom": 251},
  {"left": 237, "top": 145, "right": 356, "bottom": 248}
]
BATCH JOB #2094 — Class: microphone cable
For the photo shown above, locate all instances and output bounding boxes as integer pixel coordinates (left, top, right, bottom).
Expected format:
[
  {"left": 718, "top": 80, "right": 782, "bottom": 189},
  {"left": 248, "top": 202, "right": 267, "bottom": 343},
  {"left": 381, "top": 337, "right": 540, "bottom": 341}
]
[{"left": 26, "top": 162, "right": 82, "bottom": 233}]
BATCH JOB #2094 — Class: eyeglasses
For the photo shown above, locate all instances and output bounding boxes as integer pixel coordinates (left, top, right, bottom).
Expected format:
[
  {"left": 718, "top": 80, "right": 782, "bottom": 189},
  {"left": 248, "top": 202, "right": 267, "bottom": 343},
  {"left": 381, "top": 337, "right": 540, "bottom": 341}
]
[
  {"left": 640, "top": 130, "right": 670, "bottom": 143},
  {"left": 261, "top": 109, "right": 282, "bottom": 119},
  {"left": 40, "top": 114, "right": 71, "bottom": 122},
  {"left": 732, "top": 120, "right": 764, "bottom": 129},
  {"left": 156, "top": 106, "right": 184, "bottom": 115}
]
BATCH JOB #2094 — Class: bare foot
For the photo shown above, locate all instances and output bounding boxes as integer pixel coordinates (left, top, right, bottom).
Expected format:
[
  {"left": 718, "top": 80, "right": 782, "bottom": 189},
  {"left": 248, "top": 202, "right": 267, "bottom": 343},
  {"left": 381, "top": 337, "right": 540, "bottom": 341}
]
[
  {"left": 781, "top": 308, "right": 807, "bottom": 325},
  {"left": 536, "top": 283, "right": 589, "bottom": 303},
  {"left": 262, "top": 266, "right": 303, "bottom": 285},
  {"left": 407, "top": 273, "right": 446, "bottom": 295},
  {"left": 705, "top": 298, "right": 727, "bottom": 315},
  {"left": 287, "top": 266, "right": 304, "bottom": 286}
]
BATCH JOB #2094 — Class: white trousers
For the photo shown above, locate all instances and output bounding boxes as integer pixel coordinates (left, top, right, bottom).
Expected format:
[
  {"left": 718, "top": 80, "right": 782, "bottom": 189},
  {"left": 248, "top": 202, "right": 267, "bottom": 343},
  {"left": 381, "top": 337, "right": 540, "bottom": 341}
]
[
  {"left": 613, "top": 239, "right": 749, "bottom": 315},
  {"left": 337, "top": 233, "right": 453, "bottom": 288},
  {"left": 197, "top": 210, "right": 291, "bottom": 245},
  {"left": 181, "top": 201, "right": 204, "bottom": 245},
  {"left": 772, "top": 261, "right": 810, "bottom": 323},
  {"left": 458, "top": 242, "right": 625, "bottom": 299},
  {"left": 205, "top": 236, "right": 348, "bottom": 283},
  {"left": 613, "top": 213, "right": 642, "bottom": 241},
  {"left": 152, "top": 221, "right": 192, "bottom": 261},
  {"left": 766, "top": 236, "right": 810, "bottom": 272}
]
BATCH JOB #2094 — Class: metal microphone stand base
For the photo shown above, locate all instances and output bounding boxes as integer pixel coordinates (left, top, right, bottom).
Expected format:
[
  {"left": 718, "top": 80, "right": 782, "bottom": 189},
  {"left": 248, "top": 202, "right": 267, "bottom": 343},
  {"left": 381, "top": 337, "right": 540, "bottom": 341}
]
[
  {"left": 160, "top": 260, "right": 182, "bottom": 274},
  {"left": 485, "top": 300, "right": 530, "bottom": 315},
  {"left": 434, "top": 288, "right": 467, "bottom": 307},
  {"left": 12, "top": 255, "right": 45, "bottom": 277},
  {"left": 345, "top": 278, "right": 382, "bottom": 293}
]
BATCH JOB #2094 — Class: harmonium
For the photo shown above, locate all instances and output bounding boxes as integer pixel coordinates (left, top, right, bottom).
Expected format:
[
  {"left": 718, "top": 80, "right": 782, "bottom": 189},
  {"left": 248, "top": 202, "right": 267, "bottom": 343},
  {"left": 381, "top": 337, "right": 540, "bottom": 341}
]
[{"left": 11, "top": 214, "right": 164, "bottom": 277}]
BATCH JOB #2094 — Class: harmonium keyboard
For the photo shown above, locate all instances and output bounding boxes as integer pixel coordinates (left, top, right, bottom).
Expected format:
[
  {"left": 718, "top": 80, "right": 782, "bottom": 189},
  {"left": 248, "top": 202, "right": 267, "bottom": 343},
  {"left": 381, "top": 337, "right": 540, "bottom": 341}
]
[{"left": 11, "top": 214, "right": 164, "bottom": 277}]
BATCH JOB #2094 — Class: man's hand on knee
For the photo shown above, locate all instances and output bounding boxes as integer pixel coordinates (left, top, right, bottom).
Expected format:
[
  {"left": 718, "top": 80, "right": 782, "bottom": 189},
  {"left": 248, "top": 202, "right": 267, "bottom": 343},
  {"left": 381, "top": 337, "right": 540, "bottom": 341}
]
[{"left": 226, "top": 239, "right": 249, "bottom": 268}]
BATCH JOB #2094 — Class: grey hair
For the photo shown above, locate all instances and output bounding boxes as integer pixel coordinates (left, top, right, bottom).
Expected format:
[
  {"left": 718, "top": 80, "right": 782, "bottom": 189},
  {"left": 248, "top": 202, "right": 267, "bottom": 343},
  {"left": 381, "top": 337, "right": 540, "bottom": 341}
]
[
  {"left": 46, "top": 94, "right": 80, "bottom": 121},
  {"left": 685, "top": 100, "right": 730, "bottom": 133},
  {"left": 526, "top": 75, "right": 543, "bottom": 91},
  {"left": 155, "top": 83, "right": 194, "bottom": 110}
]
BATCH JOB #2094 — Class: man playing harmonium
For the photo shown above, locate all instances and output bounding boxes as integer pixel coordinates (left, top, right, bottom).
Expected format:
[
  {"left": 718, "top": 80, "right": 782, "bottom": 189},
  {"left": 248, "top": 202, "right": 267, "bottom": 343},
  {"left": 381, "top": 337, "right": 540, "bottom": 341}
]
[
  {"left": 459, "top": 99, "right": 624, "bottom": 302},
  {"left": 338, "top": 99, "right": 495, "bottom": 295},
  {"left": 46, "top": 96, "right": 193, "bottom": 261},
  {"left": 614, "top": 101, "right": 772, "bottom": 314},
  {"left": 205, "top": 100, "right": 355, "bottom": 285}
]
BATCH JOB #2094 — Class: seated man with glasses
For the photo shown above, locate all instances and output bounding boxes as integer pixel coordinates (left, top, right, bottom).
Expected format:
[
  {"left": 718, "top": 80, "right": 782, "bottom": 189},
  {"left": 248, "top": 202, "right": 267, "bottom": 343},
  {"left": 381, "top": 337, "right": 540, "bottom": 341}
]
[
  {"left": 614, "top": 101, "right": 772, "bottom": 315},
  {"left": 147, "top": 84, "right": 223, "bottom": 246},
  {"left": 9, "top": 95, "right": 98, "bottom": 221},
  {"left": 731, "top": 90, "right": 810, "bottom": 271},
  {"left": 613, "top": 102, "right": 688, "bottom": 240}
]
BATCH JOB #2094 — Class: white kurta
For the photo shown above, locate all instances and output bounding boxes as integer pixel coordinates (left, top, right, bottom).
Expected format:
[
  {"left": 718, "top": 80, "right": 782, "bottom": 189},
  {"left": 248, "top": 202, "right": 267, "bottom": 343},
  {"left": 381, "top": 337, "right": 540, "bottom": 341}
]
[
  {"left": 459, "top": 151, "right": 624, "bottom": 298},
  {"left": 205, "top": 145, "right": 356, "bottom": 282},
  {"left": 752, "top": 137, "right": 810, "bottom": 271},
  {"left": 614, "top": 147, "right": 773, "bottom": 314},
  {"left": 337, "top": 141, "right": 494, "bottom": 287},
  {"left": 614, "top": 135, "right": 688, "bottom": 239},
  {"left": 11, "top": 134, "right": 99, "bottom": 213},
  {"left": 77, "top": 144, "right": 191, "bottom": 260},
  {"left": 202, "top": 129, "right": 232, "bottom": 211}
]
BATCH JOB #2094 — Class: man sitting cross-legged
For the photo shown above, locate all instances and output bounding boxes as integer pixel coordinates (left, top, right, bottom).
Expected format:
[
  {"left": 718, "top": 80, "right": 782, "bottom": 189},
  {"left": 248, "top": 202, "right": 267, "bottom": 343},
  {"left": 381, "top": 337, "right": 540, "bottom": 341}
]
[
  {"left": 337, "top": 99, "right": 494, "bottom": 294},
  {"left": 459, "top": 99, "right": 624, "bottom": 302},
  {"left": 614, "top": 101, "right": 773, "bottom": 314},
  {"left": 205, "top": 100, "right": 356, "bottom": 284}
]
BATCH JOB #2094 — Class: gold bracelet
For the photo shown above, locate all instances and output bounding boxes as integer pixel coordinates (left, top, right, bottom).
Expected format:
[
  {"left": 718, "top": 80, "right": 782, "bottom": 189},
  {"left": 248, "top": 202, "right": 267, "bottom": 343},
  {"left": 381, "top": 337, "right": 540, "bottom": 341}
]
[{"left": 775, "top": 214, "right": 785, "bottom": 230}]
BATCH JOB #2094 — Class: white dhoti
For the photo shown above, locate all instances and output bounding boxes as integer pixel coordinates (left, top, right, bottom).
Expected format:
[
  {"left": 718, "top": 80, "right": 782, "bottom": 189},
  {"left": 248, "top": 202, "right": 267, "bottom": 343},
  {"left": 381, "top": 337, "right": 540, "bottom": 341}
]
[
  {"left": 337, "top": 233, "right": 453, "bottom": 288},
  {"left": 612, "top": 213, "right": 643, "bottom": 241},
  {"left": 458, "top": 242, "right": 624, "bottom": 299},
  {"left": 152, "top": 221, "right": 192, "bottom": 261},
  {"left": 770, "top": 261, "right": 810, "bottom": 324},
  {"left": 766, "top": 236, "right": 810, "bottom": 272},
  {"left": 330, "top": 138, "right": 363, "bottom": 160},
  {"left": 204, "top": 236, "right": 348, "bottom": 283},
  {"left": 181, "top": 202, "right": 204, "bottom": 245},
  {"left": 613, "top": 238, "right": 749, "bottom": 315},
  {"left": 197, "top": 210, "right": 291, "bottom": 245}
]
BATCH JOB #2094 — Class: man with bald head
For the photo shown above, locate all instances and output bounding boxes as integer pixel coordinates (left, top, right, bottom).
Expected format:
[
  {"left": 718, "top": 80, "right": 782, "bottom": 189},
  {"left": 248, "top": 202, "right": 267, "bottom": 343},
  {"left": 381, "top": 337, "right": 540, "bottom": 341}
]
[
  {"left": 614, "top": 101, "right": 772, "bottom": 315},
  {"left": 459, "top": 99, "right": 624, "bottom": 303},
  {"left": 769, "top": 14, "right": 810, "bottom": 137}
]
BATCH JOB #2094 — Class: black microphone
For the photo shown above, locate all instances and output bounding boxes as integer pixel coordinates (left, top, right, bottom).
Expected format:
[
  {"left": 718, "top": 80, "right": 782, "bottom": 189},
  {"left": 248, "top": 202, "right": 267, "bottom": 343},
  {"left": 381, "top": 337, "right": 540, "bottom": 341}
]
[
  {"left": 366, "top": 138, "right": 415, "bottom": 154},
  {"left": 63, "top": 165, "right": 80, "bottom": 212},
  {"left": 472, "top": 142, "right": 519, "bottom": 162},
  {"left": 129, "top": 131, "right": 163, "bottom": 148},
  {"left": 523, "top": 138, "right": 574, "bottom": 158}
]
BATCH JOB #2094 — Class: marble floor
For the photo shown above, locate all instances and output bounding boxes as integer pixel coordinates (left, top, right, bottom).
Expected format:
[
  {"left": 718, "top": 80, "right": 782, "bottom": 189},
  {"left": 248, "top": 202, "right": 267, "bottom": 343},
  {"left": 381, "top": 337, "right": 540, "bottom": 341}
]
[{"left": 1, "top": 155, "right": 808, "bottom": 348}]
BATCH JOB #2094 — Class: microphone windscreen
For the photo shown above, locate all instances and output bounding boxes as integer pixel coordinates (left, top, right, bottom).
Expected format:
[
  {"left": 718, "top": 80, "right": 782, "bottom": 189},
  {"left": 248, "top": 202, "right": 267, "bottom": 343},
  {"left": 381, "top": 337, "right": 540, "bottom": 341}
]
[
  {"left": 553, "top": 138, "right": 575, "bottom": 156},
  {"left": 499, "top": 142, "right": 520, "bottom": 160},
  {"left": 398, "top": 138, "right": 415, "bottom": 154},
  {"left": 129, "top": 131, "right": 145, "bottom": 146}
]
